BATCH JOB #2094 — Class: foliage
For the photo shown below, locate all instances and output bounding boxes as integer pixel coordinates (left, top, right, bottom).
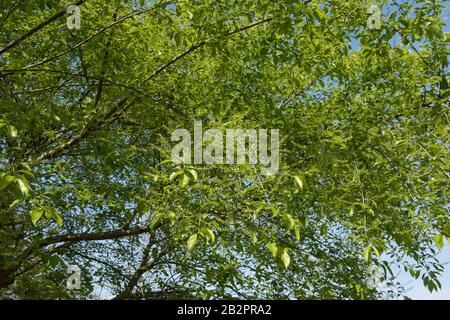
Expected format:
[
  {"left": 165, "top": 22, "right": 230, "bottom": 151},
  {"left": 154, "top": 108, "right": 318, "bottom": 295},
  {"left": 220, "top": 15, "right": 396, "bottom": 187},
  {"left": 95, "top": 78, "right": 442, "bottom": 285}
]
[{"left": 0, "top": 0, "right": 448, "bottom": 299}]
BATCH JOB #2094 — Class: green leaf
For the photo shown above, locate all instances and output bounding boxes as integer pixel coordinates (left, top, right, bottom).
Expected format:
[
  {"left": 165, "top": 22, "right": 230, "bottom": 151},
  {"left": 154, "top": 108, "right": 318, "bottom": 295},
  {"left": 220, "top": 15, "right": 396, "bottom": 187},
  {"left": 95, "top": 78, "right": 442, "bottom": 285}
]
[
  {"left": 283, "top": 213, "right": 295, "bottom": 229},
  {"left": 150, "top": 213, "right": 164, "bottom": 229},
  {"left": 203, "top": 228, "right": 215, "bottom": 242},
  {"left": 255, "top": 203, "right": 265, "bottom": 214},
  {"left": 48, "top": 207, "right": 63, "bottom": 227},
  {"left": 293, "top": 175, "right": 303, "bottom": 190},
  {"left": 363, "top": 245, "right": 372, "bottom": 263},
  {"left": 207, "top": 229, "right": 215, "bottom": 242},
  {"left": 169, "top": 170, "right": 182, "bottom": 182},
  {"left": 180, "top": 174, "right": 189, "bottom": 188},
  {"left": 408, "top": 267, "right": 416, "bottom": 279},
  {"left": 159, "top": 159, "right": 173, "bottom": 166},
  {"left": 373, "top": 246, "right": 381, "bottom": 259},
  {"left": 30, "top": 208, "right": 44, "bottom": 225},
  {"left": 186, "top": 168, "right": 198, "bottom": 181},
  {"left": 372, "top": 239, "right": 386, "bottom": 255},
  {"left": 293, "top": 224, "right": 300, "bottom": 241},
  {"left": 270, "top": 206, "right": 279, "bottom": 216},
  {"left": 281, "top": 249, "right": 291, "bottom": 269},
  {"left": 434, "top": 234, "right": 444, "bottom": 250},
  {"left": 7, "top": 125, "right": 18, "bottom": 138},
  {"left": 48, "top": 255, "right": 61, "bottom": 268},
  {"left": 251, "top": 232, "right": 257, "bottom": 244},
  {"left": 0, "top": 174, "right": 14, "bottom": 190},
  {"left": 441, "top": 224, "right": 450, "bottom": 238},
  {"left": 267, "top": 242, "right": 278, "bottom": 257},
  {"left": 16, "top": 177, "right": 30, "bottom": 198},
  {"left": 167, "top": 211, "right": 177, "bottom": 225},
  {"left": 44, "top": 209, "right": 52, "bottom": 220},
  {"left": 55, "top": 212, "right": 63, "bottom": 226},
  {"left": 349, "top": 208, "right": 354, "bottom": 217},
  {"left": 187, "top": 234, "right": 198, "bottom": 251},
  {"left": 314, "top": 6, "right": 327, "bottom": 20},
  {"left": 9, "top": 199, "right": 20, "bottom": 209},
  {"left": 320, "top": 223, "right": 328, "bottom": 236}
]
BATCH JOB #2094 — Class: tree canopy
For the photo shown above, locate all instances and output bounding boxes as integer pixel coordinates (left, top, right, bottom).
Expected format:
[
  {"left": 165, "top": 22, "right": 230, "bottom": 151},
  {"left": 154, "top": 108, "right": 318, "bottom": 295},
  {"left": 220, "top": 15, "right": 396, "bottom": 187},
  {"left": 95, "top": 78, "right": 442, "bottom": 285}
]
[{"left": 0, "top": 0, "right": 449, "bottom": 299}]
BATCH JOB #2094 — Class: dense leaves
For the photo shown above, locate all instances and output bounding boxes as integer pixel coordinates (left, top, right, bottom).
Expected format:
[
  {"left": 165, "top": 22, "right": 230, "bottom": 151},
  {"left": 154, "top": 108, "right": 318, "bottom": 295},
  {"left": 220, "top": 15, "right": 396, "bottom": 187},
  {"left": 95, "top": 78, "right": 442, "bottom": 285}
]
[{"left": 0, "top": 0, "right": 448, "bottom": 299}]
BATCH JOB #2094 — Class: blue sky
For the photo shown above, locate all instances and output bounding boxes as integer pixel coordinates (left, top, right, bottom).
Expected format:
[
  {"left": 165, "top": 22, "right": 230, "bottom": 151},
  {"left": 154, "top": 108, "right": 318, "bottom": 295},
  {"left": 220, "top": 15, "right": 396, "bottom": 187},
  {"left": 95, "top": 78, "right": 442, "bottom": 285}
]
[{"left": 400, "top": 244, "right": 450, "bottom": 299}]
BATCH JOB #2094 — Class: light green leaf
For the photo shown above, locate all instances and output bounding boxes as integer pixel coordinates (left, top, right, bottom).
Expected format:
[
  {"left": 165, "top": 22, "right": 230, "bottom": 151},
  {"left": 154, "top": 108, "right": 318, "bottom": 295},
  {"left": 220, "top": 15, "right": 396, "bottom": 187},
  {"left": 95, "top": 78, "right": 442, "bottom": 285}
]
[
  {"left": 203, "top": 228, "right": 215, "bottom": 242},
  {"left": 167, "top": 211, "right": 177, "bottom": 225},
  {"left": 373, "top": 247, "right": 381, "bottom": 259},
  {"left": 187, "top": 234, "right": 198, "bottom": 251},
  {"left": 363, "top": 245, "right": 372, "bottom": 263},
  {"left": 169, "top": 170, "right": 182, "bottom": 182},
  {"left": 434, "top": 234, "right": 444, "bottom": 250},
  {"left": 281, "top": 249, "right": 291, "bottom": 269},
  {"left": 255, "top": 203, "right": 265, "bottom": 214},
  {"left": 30, "top": 208, "right": 44, "bottom": 225},
  {"left": 180, "top": 174, "right": 189, "bottom": 188},
  {"left": 293, "top": 175, "right": 303, "bottom": 190},
  {"left": 0, "top": 174, "right": 14, "bottom": 190},
  {"left": 441, "top": 224, "right": 450, "bottom": 238},
  {"left": 267, "top": 242, "right": 278, "bottom": 257},
  {"left": 44, "top": 209, "right": 52, "bottom": 220},
  {"left": 150, "top": 213, "right": 164, "bottom": 229},
  {"left": 16, "top": 177, "right": 30, "bottom": 197},
  {"left": 49, "top": 207, "right": 63, "bottom": 227},
  {"left": 251, "top": 232, "right": 257, "bottom": 244},
  {"left": 9, "top": 199, "right": 20, "bottom": 209},
  {"left": 293, "top": 224, "right": 300, "bottom": 241},
  {"left": 159, "top": 159, "right": 173, "bottom": 166},
  {"left": 186, "top": 168, "right": 198, "bottom": 181},
  {"left": 7, "top": 125, "right": 18, "bottom": 138},
  {"left": 349, "top": 208, "right": 354, "bottom": 217},
  {"left": 283, "top": 213, "right": 295, "bottom": 229}
]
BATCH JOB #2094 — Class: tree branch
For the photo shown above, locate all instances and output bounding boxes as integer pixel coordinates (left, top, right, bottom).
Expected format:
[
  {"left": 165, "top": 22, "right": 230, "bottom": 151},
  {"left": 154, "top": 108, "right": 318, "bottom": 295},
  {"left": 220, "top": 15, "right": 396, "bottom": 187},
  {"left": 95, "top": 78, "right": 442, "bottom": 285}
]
[
  {"left": 113, "top": 238, "right": 154, "bottom": 300},
  {"left": 40, "top": 224, "right": 151, "bottom": 246},
  {"left": 20, "top": 8, "right": 152, "bottom": 71},
  {"left": 0, "top": 0, "right": 87, "bottom": 55},
  {"left": 32, "top": 16, "right": 274, "bottom": 163},
  {"left": 143, "top": 17, "right": 273, "bottom": 83}
]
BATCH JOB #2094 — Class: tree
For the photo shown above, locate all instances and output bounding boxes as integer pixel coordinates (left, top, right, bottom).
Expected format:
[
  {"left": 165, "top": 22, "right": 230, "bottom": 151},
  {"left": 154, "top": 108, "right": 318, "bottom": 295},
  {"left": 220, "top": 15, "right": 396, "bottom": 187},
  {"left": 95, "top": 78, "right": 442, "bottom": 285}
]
[{"left": 0, "top": 0, "right": 448, "bottom": 299}]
